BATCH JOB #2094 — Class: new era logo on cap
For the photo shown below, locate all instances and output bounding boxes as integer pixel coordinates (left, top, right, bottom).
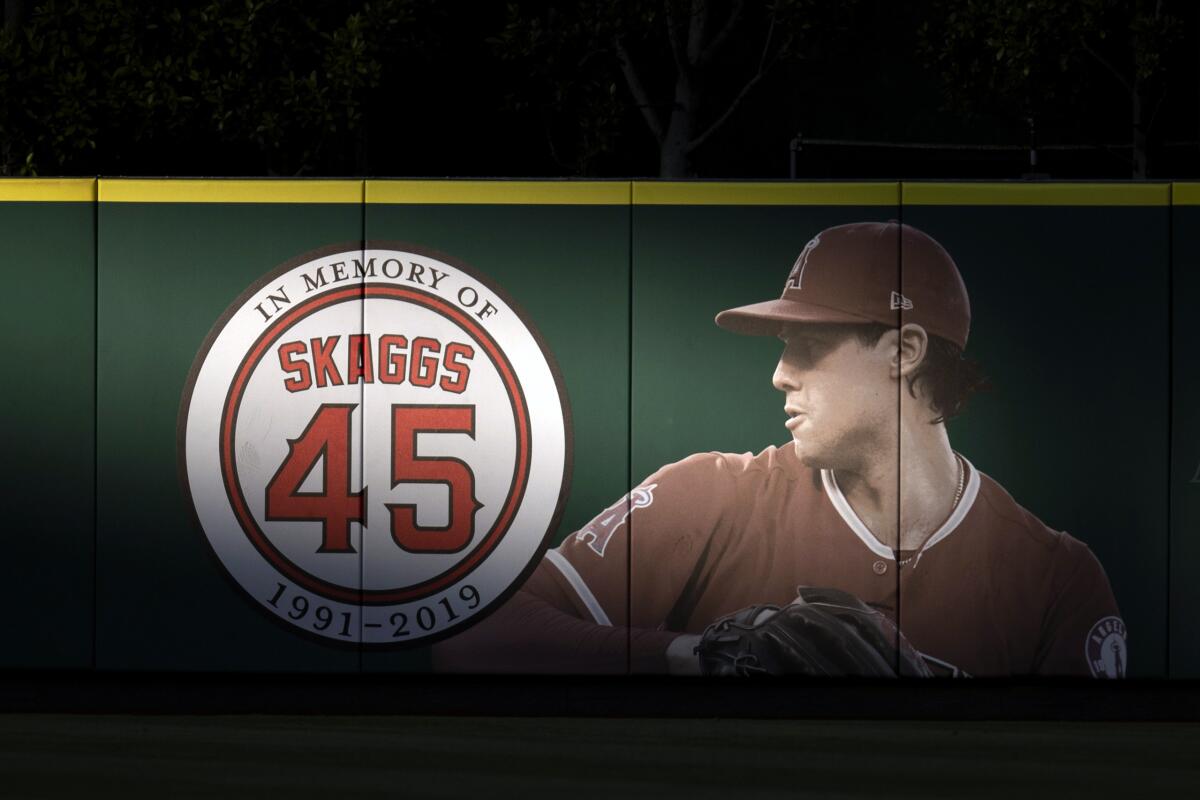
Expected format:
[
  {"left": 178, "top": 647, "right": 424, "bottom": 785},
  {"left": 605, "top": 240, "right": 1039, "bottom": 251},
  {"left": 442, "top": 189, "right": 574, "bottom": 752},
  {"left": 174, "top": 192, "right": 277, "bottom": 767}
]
[{"left": 890, "top": 292, "right": 913, "bottom": 310}]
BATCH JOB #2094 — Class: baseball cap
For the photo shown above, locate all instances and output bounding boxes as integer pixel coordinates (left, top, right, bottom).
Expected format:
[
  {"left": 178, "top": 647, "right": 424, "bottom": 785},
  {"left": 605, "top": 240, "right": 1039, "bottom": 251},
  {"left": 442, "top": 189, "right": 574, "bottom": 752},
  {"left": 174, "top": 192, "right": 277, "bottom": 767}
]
[{"left": 715, "top": 221, "right": 971, "bottom": 349}]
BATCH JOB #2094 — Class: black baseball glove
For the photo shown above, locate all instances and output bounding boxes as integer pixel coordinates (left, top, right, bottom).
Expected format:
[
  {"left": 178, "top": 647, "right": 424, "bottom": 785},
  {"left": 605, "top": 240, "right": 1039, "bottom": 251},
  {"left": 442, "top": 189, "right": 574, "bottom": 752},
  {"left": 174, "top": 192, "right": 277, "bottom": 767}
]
[{"left": 694, "top": 586, "right": 933, "bottom": 677}]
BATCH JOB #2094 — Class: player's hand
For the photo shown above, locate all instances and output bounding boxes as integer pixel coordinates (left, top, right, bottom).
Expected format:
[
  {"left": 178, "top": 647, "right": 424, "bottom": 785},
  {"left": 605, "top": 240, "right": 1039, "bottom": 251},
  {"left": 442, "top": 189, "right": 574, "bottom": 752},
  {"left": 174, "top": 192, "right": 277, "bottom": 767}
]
[{"left": 666, "top": 634, "right": 703, "bottom": 675}]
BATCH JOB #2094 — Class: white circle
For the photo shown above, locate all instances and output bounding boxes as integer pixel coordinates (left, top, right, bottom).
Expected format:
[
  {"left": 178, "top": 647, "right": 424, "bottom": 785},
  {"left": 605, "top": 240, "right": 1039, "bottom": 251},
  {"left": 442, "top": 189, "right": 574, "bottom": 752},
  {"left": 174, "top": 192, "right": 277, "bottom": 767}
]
[{"left": 181, "top": 245, "right": 571, "bottom": 645}]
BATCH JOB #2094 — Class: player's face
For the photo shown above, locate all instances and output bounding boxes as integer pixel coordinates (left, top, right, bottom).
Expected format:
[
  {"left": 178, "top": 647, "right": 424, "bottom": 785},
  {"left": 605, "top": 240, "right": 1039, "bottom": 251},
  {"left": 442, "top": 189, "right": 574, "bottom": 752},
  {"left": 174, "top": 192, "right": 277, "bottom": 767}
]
[{"left": 772, "top": 324, "right": 897, "bottom": 469}]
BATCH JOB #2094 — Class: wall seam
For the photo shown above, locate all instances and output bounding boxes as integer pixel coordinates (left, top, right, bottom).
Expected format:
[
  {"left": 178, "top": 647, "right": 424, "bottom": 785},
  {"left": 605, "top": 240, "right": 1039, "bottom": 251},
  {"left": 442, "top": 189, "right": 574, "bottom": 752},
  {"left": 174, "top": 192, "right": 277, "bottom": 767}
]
[
  {"left": 91, "top": 178, "right": 99, "bottom": 671},
  {"left": 1166, "top": 182, "right": 1175, "bottom": 678},
  {"left": 896, "top": 185, "right": 904, "bottom": 675},
  {"left": 359, "top": 179, "right": 366, "bottom": 674},
  {"left": 626, "top": 180, "right": 634, "bottom": 676}
]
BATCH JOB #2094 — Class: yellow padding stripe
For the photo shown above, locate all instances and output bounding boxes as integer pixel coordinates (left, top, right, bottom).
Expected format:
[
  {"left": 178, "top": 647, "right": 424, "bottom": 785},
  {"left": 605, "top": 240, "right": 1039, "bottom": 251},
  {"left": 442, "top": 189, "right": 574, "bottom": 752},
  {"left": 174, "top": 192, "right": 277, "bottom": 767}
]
[
  {"left": 366, "top": 180, "right": 629, "bottom": 205},
  {"left": 10, "top": 178, "right": 1188, "bottom": 206},
  {"left": 0, "top": 179, "right": 96, "bottom": 202},
  {"left": 1170, "top": 184, "right": 1200, "bottom": 206},
  {"left": 98, "top": 179, "right": 362, "bottom": 203},
  {"left": 633, "top": 182, "right": 899, "bottom": 206},
  {"left": 903, "top": 182, "right": 1169, "bottom": 206}
]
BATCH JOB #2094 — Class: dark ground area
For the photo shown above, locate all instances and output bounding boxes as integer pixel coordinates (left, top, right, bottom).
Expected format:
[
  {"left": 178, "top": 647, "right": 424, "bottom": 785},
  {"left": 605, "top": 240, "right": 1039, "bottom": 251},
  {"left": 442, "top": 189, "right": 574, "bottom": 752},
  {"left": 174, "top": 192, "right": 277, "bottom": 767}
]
[{"left": 0, "top": 715, "right": 1196, "bottom": 798}]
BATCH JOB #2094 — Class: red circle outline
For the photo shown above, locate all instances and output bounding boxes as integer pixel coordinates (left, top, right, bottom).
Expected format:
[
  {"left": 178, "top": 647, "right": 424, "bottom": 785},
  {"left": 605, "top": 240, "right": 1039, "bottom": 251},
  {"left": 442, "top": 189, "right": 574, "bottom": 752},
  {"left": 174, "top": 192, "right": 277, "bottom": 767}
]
[{"left": 219, "top": 283, "right": 533, "bottom": 605}]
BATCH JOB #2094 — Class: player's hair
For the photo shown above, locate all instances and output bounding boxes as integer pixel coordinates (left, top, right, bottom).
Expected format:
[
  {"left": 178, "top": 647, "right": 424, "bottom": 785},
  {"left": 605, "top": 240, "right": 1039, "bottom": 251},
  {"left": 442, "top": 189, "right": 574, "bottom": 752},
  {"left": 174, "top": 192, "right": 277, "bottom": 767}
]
[{"left": 848, "top": 323, "right": 990, "bottom": 424}]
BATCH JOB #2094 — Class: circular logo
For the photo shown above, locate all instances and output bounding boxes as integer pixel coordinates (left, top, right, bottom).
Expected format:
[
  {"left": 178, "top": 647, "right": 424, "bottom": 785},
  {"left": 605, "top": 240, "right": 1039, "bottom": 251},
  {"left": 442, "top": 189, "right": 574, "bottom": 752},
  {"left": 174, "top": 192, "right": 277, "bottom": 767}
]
[
  {"left": 1085, "top": 616, "right": 1127, "bottom": 679},
  {"left": 180, "top": 244, "right": 572, "bottom": 646}
]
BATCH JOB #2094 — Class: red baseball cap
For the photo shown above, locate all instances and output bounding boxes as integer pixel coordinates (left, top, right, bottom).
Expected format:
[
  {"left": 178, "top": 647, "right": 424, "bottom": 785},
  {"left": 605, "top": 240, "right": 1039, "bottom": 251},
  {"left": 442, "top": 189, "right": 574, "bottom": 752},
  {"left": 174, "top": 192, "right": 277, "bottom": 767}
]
[{"left": 715, "top": 221, "right": 971, "bottom": 349}]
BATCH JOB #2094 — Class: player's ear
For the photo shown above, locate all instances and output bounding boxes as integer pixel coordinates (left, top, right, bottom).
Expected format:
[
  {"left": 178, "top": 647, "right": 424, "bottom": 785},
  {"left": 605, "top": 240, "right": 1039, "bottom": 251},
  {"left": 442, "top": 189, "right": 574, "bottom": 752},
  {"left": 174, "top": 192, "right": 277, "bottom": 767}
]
[{"left": 892, "top": 324, "right": 929, "bottom": 379}]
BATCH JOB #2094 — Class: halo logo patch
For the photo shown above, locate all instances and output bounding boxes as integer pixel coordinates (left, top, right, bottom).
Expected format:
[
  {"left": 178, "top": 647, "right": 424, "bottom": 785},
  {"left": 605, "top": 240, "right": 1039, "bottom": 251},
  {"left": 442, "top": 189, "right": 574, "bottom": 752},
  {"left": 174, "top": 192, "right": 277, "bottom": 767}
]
[
  {"left": 180, "top": 244, "right": 571, "bottom": 645},
  {"left": 1085, "top": 616, "right": 1127, "bottom": 678},
  {"left": 574, "top": 483, "right": 657, "bottom": 558}
]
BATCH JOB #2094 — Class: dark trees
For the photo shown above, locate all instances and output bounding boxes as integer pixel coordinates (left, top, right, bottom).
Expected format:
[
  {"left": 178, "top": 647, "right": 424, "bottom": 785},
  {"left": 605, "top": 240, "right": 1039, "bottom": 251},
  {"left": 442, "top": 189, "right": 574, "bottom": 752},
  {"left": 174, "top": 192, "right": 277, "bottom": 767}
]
[
  {"left": 0, "top": 0, "right": 425, "bottom": 175},
  {"left": 920, "top": 0, "right": 1182, "bottom": 178},
  {"left": 493, "top": 0, "right": 841, "bottom": 177}
]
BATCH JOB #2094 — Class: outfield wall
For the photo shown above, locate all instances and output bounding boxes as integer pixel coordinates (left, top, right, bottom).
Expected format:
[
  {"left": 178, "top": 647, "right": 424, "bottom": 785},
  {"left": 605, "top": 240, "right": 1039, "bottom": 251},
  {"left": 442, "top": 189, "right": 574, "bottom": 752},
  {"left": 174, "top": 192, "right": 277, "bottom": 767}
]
[{"left": 0, "top": 179, "right": 1189, "bottom": 680}]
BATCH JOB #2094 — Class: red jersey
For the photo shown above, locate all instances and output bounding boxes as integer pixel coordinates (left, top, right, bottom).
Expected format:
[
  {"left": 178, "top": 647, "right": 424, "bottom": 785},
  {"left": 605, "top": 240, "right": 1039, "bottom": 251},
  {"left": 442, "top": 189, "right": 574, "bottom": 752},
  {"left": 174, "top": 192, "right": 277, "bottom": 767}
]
[{"left": 530, "top": 443, "right": 1125, "bottom": 677}]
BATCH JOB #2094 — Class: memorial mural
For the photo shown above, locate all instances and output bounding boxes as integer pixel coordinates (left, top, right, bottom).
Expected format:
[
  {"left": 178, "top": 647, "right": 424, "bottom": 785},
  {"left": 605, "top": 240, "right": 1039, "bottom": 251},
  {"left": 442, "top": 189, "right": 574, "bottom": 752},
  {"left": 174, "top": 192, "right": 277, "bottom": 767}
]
[{"left": 0, "top": 179, "right": 1184, "bottom": 679}]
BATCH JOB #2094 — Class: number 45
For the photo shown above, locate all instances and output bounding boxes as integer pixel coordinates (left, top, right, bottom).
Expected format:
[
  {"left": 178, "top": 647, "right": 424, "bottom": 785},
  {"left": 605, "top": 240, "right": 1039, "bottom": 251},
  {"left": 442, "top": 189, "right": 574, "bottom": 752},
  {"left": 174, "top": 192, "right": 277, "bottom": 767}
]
[{"left": 265, "top": 404, "right": 481, "bottom": 555}]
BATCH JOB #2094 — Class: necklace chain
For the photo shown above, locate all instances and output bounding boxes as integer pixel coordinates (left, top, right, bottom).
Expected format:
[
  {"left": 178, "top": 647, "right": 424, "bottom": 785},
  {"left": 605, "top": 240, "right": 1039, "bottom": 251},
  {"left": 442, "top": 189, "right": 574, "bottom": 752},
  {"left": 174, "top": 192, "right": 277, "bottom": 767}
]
[{"left": 897, "top": 454, "right": 964, "bottom": 567}]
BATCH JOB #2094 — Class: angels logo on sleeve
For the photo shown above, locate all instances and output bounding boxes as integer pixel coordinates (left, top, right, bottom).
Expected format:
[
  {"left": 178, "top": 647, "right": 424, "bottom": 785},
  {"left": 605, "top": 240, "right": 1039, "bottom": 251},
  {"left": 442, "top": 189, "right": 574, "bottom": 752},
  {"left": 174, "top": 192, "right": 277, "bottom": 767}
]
[
  {"left": 1086, "top": 616, "right": 1127, "bottom": 678},
  {"left": 574, "top": 484, "right": 658, "bottom": 557},
  {"left": 179, "top": 243, "right": 572, "bottom": 646}
]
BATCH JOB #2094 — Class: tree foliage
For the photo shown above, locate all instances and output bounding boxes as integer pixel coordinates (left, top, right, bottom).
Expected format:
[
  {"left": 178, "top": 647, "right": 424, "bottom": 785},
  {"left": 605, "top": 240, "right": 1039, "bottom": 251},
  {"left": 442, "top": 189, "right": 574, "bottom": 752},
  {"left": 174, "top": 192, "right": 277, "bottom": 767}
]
[
  {"left": 492, "top": 0, "right": 846, "bottom": 177},
  {"left": 1, "top": 0, "right": 1197, "bottom": 178},
  {"left": 919, "top": 0, "right": 1182, "bottom": 176},
  {"left": 0, "top": 0, "right": 424, "bottom": 175}
]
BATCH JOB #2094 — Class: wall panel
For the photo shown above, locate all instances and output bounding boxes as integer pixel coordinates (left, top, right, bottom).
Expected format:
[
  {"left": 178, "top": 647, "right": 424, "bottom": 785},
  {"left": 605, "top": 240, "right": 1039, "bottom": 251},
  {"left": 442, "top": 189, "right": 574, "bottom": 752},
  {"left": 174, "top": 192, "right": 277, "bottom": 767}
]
[
  {"left": 365, "top": 181, "right": 630, "bottom": 673},
  {"left": 1170, "top": 184, "right": 1200, "bottom": 677},
  {"left": 901, "top": 183, "right": 1169, "bottom": 678},
  {"left": 95, "top": 180, "right": 364, "bottom": 671},
  {"left": 0, "top": 179, "right": 96, "bottom": 668},
  {"left": 629, "top": 182, "right": 903, "bottom": 674}
]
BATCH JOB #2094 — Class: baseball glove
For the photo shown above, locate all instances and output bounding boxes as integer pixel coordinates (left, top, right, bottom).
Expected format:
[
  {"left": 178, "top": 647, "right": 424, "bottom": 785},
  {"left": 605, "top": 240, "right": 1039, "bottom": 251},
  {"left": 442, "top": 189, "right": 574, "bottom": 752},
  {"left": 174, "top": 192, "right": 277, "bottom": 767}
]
[{"left": 695, "top": 586, "right": 933, "bottom": 677}]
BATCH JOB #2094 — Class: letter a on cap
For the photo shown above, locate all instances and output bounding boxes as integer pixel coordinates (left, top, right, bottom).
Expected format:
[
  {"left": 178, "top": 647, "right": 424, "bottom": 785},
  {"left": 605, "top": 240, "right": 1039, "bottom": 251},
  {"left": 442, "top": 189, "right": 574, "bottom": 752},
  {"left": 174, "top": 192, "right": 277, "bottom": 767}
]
[{"left": 786, "top": 234, "right": 821, "bottom": 291}]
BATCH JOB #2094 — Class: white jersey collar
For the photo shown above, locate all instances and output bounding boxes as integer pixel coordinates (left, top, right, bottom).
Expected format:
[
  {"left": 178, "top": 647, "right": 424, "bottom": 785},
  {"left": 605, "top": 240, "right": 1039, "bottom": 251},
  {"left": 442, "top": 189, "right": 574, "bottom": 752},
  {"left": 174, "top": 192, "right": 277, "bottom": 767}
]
[{"left": 820, "top": 455, "right": 981, "bottom": 561}]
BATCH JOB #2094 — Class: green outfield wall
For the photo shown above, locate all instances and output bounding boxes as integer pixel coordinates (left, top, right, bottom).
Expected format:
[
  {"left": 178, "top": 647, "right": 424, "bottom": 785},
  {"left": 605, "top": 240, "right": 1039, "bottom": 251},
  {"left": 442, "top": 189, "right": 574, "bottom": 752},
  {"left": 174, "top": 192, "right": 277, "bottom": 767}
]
[{"left": 0, "top": 178, "right": 1188, "bottom": 681}]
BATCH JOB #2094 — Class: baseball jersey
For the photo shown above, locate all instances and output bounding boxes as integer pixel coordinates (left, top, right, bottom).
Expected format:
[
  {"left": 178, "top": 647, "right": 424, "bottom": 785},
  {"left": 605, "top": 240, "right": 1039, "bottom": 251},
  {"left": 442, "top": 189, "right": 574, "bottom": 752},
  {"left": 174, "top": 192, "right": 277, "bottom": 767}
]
[{"left": 531, "top": 443, "right": 1125, "bottom": 677}]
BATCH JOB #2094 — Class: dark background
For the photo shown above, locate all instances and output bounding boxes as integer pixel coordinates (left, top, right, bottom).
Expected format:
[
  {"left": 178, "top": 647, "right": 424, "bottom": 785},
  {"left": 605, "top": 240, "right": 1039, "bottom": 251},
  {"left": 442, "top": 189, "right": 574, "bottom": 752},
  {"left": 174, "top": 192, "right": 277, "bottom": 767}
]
[
  {"left": 0, "top": 0, "right": 1190, "bottom": 679},
  {"left": 2, "top": 8, "right": 1199, "bottom": 799},
  {"left": 3, "top": 0, "right": 1200, "bottom": 181},
  {"left": 1, "top": 0, "right": 1197, "bottom": 711}
]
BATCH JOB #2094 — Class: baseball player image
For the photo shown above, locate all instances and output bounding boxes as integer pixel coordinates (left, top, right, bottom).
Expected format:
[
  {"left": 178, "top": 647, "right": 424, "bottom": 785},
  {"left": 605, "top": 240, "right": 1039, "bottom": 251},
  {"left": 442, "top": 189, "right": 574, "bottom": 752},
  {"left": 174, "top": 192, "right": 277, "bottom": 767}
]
[{"left": 436, "top": 221, "right": 1126, "bottom": 678}]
